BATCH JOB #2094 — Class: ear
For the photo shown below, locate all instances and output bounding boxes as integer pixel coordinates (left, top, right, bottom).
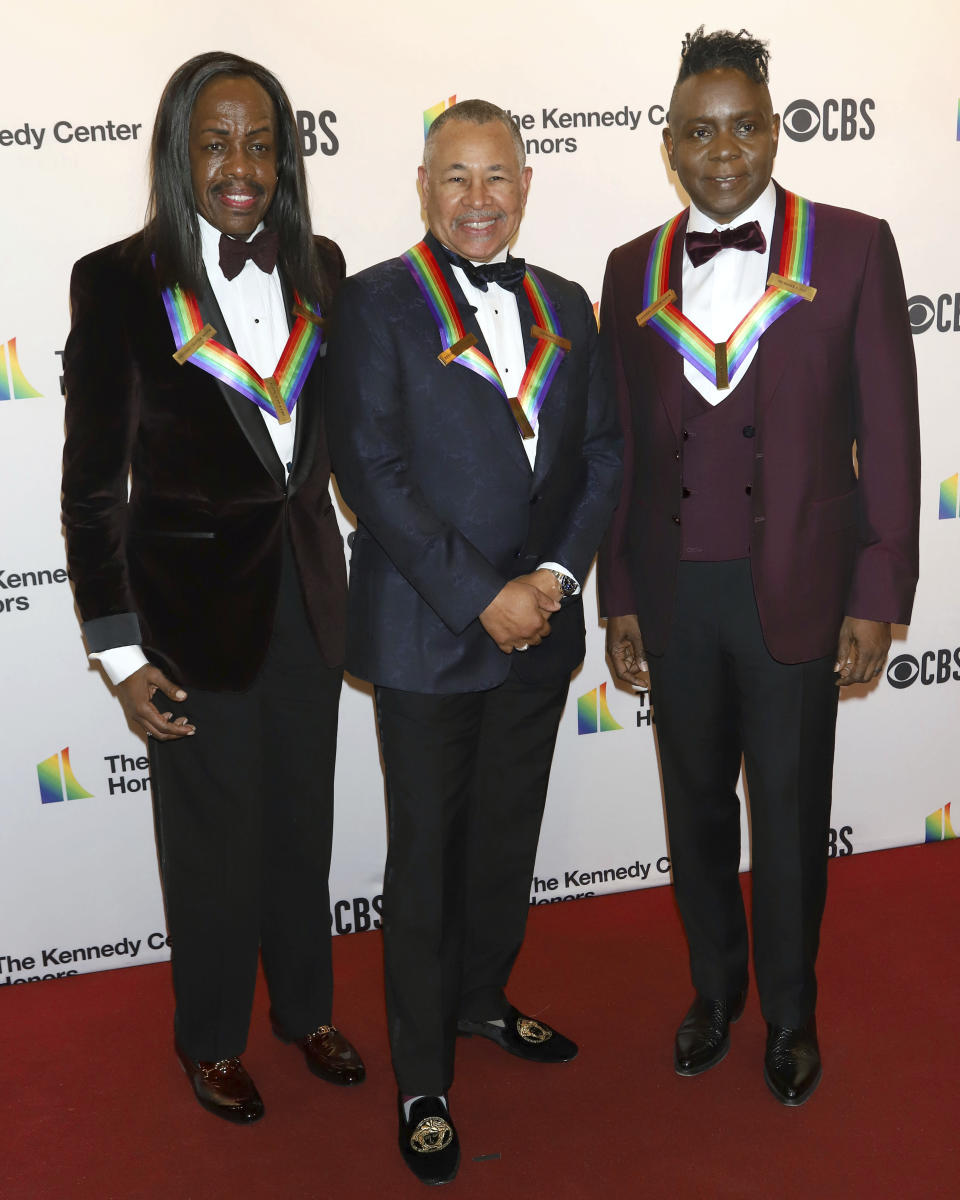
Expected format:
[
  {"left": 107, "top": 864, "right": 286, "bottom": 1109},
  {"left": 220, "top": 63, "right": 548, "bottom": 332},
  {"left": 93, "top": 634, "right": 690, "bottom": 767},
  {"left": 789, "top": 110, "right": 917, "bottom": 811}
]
[
  {"left": 771, "top": 113, "right": 780, "bottom": 160},
  {"left": 417, "top": 164, "right": 429, "bottom": 199},
  {"left": 520, "top": 165, "right": 532, "bottom": 207},
  {"left": 662, "top": 126, "right": 676, "bottom": 169}
]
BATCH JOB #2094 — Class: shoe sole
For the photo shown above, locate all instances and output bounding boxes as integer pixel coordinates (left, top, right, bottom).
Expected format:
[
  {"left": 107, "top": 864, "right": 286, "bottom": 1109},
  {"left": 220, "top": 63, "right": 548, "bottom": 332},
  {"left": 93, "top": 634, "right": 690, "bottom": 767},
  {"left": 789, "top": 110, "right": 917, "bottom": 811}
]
[{"left": 763, "top": 1064, "right": 823, "bottom": 1106}]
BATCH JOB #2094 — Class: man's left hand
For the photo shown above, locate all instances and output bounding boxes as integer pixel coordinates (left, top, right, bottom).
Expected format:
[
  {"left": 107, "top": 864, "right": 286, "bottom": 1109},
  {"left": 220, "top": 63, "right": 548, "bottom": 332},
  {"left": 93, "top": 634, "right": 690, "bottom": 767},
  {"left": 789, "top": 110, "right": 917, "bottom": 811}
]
[{"left": 834, "top": 616, "right": 892, "bottom": 686}]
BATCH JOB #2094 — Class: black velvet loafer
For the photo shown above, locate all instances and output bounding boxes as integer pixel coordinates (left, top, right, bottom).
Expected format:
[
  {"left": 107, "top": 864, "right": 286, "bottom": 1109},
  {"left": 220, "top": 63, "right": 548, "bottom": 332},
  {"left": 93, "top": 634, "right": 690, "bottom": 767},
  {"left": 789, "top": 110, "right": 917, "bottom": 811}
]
[
  {"left": 398, "top": 1093, "right": 460, "bottom": 1186},
  {"left": 457, "top": 1005, "right": 578, "bottom": 1063}
]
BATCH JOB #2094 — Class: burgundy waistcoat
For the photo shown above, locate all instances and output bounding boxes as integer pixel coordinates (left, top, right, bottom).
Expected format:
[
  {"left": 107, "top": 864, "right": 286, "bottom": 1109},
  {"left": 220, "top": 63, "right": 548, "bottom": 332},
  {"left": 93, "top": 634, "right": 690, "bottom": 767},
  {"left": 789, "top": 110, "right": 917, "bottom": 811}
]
[{"left": 679, "top": 366, "right": 758, "bottom": 561}]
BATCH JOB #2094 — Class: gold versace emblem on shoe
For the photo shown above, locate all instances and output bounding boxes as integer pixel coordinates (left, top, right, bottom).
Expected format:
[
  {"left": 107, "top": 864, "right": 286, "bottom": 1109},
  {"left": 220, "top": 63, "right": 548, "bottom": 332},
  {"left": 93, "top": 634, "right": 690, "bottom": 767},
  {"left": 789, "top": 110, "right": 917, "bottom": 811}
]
[
  {"left": 410, "top": 1115, "right": 454, "bottom": 1153},
  {"left": 517, "top": 1015, "right": 553, "bottom": 1043}
]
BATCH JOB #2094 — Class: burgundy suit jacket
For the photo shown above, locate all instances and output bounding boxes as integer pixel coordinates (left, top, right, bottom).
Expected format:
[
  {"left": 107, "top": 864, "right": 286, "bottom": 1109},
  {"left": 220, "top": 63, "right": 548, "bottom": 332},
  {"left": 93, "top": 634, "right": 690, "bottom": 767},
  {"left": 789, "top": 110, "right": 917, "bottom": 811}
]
[
  {"left": 597, "top": 182, "right": 920, "bottom": 664},
  {"left": 62, "top": 232, "right": 347, "bottom": 690}
]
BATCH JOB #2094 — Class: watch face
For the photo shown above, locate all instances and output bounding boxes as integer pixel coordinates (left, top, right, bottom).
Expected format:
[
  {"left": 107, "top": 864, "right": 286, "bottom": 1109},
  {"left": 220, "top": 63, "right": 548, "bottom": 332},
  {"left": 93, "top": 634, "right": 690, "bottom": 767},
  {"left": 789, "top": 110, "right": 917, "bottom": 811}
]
[{"left": 554, "top": 571, "right": 576, "bottom": 597}]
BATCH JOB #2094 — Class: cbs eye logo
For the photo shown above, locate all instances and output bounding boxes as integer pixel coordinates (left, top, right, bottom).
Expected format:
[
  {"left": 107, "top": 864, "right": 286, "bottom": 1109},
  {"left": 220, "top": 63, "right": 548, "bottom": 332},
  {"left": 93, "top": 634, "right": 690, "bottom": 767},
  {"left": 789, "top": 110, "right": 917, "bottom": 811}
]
[
  {"left": 782, "top": 98, "right": 876, "bottom": 142},
  {"left": 906, "top": 293, "right": 960, "bottom": 335},
  {"left": 887, "top": 654, "right": 919, "bottom": 689},
  {"left": 887, "top": 649, "right": 960, "bottom": 688}
]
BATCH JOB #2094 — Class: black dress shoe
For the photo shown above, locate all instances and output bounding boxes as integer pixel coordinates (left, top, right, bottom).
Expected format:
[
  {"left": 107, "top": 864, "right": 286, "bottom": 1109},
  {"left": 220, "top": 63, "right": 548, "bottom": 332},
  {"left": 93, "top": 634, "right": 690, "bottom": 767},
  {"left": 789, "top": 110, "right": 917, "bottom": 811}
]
[
  {"left": 457, "top": 1005, "right": 578, "bottom": 1063},
  {"left": 674, "top": 989, "right": 747, "bottom": 1076},
  {"left": 398, "top": 1094, "right": 460, "bottom": 1186},
  {"left": 175, "top": 1042, "right": 264, "bottom": 1124},
  {"left": 764, "top": 1018, "right": 822, "bottom": 1106},
  {"left": 270, "top": 1013, "right": 366, "bottom": 1085}
]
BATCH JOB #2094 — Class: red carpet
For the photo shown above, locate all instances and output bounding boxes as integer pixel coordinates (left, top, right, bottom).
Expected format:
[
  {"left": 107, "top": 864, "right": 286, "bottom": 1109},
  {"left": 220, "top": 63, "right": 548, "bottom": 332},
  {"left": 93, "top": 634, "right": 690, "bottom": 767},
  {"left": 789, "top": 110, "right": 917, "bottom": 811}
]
[{"left": 3, "top": 840, "right": 956, "bottom": 1198}]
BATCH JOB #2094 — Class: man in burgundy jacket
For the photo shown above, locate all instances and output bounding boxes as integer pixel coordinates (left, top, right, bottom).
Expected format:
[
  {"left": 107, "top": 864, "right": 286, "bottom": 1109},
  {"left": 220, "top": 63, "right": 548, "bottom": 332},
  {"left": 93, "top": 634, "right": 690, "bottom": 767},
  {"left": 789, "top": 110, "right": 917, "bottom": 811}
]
[
  {"left": 598, "top": 27, "right": 919, "bottom": 1106},
  {"left": 62, "top": 53, "right": 363, "bottom": 1123}
]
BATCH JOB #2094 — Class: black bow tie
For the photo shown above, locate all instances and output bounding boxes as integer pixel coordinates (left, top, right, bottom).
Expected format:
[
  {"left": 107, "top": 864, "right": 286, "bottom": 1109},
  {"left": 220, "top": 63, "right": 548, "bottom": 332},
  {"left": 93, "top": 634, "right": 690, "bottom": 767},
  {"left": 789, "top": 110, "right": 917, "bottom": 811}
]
[
  {"left": 684, "top": 220, "right": 766, "bottom": 268},
  {"left": 444, "top": 248, "right": 526, "bottom": 293},
  {"left": 219, "top": 229, "right": 280, "bottom": 281}
]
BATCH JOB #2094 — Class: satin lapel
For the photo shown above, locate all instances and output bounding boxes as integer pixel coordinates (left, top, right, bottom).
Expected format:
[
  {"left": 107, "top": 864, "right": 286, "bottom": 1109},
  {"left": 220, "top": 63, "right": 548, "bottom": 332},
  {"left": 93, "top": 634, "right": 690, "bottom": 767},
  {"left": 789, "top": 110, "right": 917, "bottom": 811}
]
[
  {"left": 647, "top": 209, "right": 688, "bottom": 441},
  {"left": 193, "top": 269, "right": 286, "bottom": 488},
  {"left": 279, "top": 271, "right": 321, "bottom": 497},
  {"left": 527, "top": 283, "right": 562, "bottom": 487},
  {"left": 752, "top": 182, "right": 792, "bottom": 413},
  {"left": 423, "top": 232, "right": 531, "bottom": 477}
]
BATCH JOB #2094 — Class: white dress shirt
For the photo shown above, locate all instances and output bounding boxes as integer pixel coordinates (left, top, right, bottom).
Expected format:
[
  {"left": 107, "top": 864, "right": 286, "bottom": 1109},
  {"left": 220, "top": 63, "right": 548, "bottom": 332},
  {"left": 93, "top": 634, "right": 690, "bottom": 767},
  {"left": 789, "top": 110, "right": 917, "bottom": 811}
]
[
  {"left": 681, "top": 181, "right": 776, "bottom": 406},
  {"left": 91, "top": 217, "right": 296, "bottom": 685},
  {"left": 450, "top": 250, "right": 578, "bottom": 593}
]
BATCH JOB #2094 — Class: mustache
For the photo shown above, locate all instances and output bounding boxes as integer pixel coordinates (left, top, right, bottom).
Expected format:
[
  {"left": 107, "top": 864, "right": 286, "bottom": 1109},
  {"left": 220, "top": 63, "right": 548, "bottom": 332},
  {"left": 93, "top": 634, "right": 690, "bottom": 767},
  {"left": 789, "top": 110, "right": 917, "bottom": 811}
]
[
  {"left": 453, "top": 210, "right": 503, "bottom": 227},
  {"left": 211, "top": 181, "right": 267, "bottom": 196}
]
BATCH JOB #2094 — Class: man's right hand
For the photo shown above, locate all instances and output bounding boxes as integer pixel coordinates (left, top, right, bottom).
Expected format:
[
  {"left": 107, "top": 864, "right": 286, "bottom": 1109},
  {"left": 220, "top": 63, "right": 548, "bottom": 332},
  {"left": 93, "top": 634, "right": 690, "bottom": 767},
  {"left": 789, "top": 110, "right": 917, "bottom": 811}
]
[
  {"left": 117, "top": 664, "right": 195, "bottom": 740},
  {"left": 479, "top": 579, "right": 560, "bottom": 654},
  {"left": 606, "top": 614, "right": 650, "bottom": 689}
]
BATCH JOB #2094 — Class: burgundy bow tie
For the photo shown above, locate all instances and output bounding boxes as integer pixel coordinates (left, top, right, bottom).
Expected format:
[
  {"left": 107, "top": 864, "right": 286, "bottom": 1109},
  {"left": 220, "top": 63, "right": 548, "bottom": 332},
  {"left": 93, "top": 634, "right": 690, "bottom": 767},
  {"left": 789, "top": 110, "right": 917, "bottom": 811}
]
[
  {"left": 218, "top": 229, "right": 280, "bottom": 281},
  {"left": 684, "top": 220, "right": 766, "bottom": 268}
]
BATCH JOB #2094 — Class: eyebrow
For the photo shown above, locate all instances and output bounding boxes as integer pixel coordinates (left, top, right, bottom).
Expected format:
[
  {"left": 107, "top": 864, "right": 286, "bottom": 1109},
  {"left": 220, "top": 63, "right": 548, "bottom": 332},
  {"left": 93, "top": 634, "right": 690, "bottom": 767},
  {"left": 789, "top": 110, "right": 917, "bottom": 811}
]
[
  {"left": 441, "top": 161, "right": 510, "bottom": 171},
  {"left": 684, "top": 109, "right": 764, "bottom": 124},
  {"left": 197, "top": 123, "right": 273, "bottom": 137}
]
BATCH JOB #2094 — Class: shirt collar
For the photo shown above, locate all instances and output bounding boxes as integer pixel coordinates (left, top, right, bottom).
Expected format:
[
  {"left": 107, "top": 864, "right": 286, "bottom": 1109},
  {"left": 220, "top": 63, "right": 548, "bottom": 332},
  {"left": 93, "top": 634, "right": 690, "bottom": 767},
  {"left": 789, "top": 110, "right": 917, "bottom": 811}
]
[{"left": 687, "top": 180, "right": 776, "bottom": 241}]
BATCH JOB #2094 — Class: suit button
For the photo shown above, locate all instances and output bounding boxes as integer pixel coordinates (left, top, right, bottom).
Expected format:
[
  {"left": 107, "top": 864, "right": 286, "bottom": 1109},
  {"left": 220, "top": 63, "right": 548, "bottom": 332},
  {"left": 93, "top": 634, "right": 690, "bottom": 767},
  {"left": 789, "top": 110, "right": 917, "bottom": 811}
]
[
  {"left": 671, "top": 513, "right": 681, "bottom": 525},
  {"left": 681, "top": 429, "right": 690, "bottom": 441},
  {"left": 742, "top": 425, "right": 756, "bottom": 438},
  {"left": 514, "top": 548, "right": 523, "bottom": 557},
  {"left": 681, "top": 487, "right": 691, "bottom": 498},
  {"left": 675, "top": 450, "right": 681, "bottom": 460},
  {"left": 530, "top": 493, "right": 541, "bottom": 505},
  {"left": 745, "top": 485, "right": 752, "bottom": 496}
]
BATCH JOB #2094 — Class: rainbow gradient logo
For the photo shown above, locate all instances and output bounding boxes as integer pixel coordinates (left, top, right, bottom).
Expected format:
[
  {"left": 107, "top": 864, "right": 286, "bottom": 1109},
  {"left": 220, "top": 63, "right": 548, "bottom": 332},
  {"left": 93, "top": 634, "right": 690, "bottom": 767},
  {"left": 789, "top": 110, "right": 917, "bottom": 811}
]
[
  {"left": 925, "top": 802, "right": 955, "bottom": 842},
  {"left": 577, "top": 682, "right": 623, "bottom": 735},
  {"left": 37, "top": 747, "right": 94, "bottom": 805},
  {"left": 0, "top": 337, "right": 42, "bottom": 402},
  {"left": 423, "top": 95, "right": 456, "bottom": 139},
  {"left": 939, "top": 473, "right": 958, "bottom": 519}
]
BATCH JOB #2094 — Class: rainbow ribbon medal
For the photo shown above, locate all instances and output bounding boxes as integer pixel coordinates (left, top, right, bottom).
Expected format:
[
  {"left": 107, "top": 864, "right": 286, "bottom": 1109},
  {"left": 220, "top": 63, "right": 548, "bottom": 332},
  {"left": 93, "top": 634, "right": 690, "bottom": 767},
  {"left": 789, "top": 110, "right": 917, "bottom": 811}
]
[
  {"left": 161, "top": 284, "right": 324, "bottom": 424},
  {"left": 402, "top": 241, "right": 570, "bottom": 439},
  {"left": 636, "top": 191, "right": 816, "bottom": 389}
]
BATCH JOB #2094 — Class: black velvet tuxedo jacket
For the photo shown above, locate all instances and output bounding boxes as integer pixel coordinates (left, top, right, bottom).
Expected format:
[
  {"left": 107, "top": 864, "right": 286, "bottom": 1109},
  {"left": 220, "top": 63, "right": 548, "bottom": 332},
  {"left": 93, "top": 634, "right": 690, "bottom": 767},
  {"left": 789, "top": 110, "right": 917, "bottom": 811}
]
[
  {"left": 598, "top": 183, "right": 921, "bottom": 664},
  {"left": 325, "top": 233, "right": 622, "bottom": 694},
  {"left": 62, "top": 232, "right": 347, "bottom": 691}
]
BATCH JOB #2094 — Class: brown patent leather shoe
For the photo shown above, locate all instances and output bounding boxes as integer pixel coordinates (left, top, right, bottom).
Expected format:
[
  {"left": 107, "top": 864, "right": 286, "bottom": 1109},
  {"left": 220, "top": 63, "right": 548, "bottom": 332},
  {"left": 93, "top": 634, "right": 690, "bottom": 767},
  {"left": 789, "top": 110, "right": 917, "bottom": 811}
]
[
  {"left": 175, "top": 1043, "right": 264, "bottom": 1124},
  {"left": 270, "top": 1014, "right": 366, "bottom": 1086}
]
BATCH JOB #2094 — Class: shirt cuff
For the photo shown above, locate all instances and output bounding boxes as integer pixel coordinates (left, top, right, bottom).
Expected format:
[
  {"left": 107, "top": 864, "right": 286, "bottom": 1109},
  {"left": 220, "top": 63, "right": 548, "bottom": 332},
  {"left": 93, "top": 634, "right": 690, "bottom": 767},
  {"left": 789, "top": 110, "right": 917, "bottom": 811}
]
[
  {"left": 537, "top": 562, "right": 581, "bottom": 596},
  {"left": 90, "top": 645, "right": 150, "bottom": 686}
]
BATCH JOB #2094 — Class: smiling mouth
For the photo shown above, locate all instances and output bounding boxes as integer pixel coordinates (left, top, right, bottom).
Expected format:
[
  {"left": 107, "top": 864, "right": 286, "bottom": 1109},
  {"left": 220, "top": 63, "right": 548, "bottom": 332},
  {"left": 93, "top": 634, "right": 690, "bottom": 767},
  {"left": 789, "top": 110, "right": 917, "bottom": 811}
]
[{"left": 214, "top": 188, "right": 263, "bottom": 210}]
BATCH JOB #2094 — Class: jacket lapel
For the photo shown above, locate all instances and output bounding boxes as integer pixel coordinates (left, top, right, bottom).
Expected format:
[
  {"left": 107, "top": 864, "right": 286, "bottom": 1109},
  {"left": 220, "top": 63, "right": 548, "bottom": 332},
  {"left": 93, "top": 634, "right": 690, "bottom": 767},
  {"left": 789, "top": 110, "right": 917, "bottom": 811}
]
[
  {"left": 422, "top": 231, "right": 532, "bottom": 478},
  {"left": 194, "top": 268, "right": 287, "bottom": 489},
  {"left": 527, "top": 283, "right": 566, "bottom": 487},
  {"left": 635, "top": 209, "right": 688, "bottom": 443},
  {"left": 752, "top": 182, "right": 793, "bottom": 414}
]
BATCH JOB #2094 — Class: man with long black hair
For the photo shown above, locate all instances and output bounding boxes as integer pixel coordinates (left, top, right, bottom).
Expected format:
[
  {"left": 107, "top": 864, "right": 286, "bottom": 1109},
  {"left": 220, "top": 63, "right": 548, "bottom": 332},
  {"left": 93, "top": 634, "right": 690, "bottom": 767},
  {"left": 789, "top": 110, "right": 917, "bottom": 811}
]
[
  {"left": 62, "top": 52, "right": 364, "bottom": 1122},
  {"left": 600, "top": 27, "right": 919, "bottom": 1106}
]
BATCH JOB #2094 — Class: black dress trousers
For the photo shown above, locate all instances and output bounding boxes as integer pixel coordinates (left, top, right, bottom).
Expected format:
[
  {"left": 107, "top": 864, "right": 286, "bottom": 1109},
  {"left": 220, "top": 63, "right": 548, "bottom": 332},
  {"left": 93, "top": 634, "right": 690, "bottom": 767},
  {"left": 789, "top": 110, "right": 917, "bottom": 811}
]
[
  {"left": 149, "top": 539, "right": 342, "bottom": 1061},
  {"left": 647, "top": 559, "right": 839, "bottom": 1028},
  {"left": 375, "top": 669, "right": 569, "bottom": 1096}
]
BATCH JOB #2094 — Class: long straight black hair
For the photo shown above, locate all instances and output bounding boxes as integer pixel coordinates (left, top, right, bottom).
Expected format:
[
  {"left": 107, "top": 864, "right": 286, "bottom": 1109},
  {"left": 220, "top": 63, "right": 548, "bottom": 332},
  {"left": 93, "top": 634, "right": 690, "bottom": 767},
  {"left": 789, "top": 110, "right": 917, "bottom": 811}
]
[{"left": 145, "top": 51, "right": 329, "bottom": 309}]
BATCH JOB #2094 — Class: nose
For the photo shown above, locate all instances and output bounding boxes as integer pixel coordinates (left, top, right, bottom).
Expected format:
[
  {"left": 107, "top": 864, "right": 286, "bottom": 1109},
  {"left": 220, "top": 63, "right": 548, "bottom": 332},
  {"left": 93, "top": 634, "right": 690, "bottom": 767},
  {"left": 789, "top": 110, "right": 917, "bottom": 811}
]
[
  {"left": 709, "top": 130, "right": 740, "bottom": 161},
  {"left": 221, "top": 142, "right": 253, "bottom": 178},
  {"left": 462, "top": 175, "right": 492, "bottom": 208}
]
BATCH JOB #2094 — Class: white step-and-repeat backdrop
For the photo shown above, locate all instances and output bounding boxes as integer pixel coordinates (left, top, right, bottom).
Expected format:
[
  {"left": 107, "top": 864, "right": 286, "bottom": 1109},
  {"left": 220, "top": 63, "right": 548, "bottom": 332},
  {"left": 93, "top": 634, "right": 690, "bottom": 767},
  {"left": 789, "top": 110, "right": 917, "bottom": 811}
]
[{"left": 1, "top": 0, "right": 956, "bottom": 985}]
